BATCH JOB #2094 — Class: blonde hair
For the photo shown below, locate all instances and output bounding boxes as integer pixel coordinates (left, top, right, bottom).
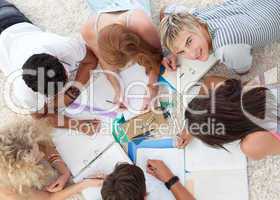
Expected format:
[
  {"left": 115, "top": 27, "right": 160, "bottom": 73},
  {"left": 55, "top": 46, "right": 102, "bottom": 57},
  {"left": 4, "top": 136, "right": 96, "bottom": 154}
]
[
  {"left": 0, "top": 117, "right": 57, "bottom": 195},
  {"left": 160, "top": 13, "right": 205, "bottom": 51},
  {"left": 98, "top": 24, "right": 162, "bottom": 75}
]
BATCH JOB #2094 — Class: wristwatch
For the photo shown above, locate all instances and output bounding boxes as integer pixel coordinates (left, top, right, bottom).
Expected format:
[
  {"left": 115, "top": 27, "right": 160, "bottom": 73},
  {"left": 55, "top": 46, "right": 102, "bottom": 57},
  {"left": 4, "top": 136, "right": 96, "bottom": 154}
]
[{"left": 164, "top": 176, "right": 179, "bottom": 190}]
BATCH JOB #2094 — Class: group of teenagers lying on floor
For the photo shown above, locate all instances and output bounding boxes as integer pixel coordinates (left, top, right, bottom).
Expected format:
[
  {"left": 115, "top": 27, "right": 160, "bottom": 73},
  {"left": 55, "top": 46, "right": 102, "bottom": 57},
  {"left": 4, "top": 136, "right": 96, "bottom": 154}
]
[{"left": 0, "top": 0, "right": 279, "bottom": 199}]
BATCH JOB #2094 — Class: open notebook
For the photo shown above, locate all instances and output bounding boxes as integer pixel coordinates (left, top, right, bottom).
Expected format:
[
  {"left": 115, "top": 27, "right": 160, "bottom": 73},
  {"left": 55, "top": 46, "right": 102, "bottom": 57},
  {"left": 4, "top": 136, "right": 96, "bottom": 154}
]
[
  {"left": 184, "top": 138, "right": 249, "bottom": 200},
  {"left": 52, "top": 128, "right": 115, "bottom": 177},
  {"left": 73, "top": 143, "right": 132, "bottom": 200},
  {"left": 136, "top": 148, "right": 185, "bottom": 200},
  {"left": 65, "top": 63, "right": 149, "bottom": 121},
  {"left": 162, "top": 54, "right": 218, "bottom": 93}
]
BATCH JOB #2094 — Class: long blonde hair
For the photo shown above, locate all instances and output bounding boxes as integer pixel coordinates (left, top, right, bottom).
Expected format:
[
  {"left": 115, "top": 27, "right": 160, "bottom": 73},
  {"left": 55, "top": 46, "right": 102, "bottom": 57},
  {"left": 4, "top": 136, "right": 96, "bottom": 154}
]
[
  {"left": 0, "top": 117, "right": 57, "bottom": 194},
  {"left": 98, "top": 24, "right": 162, "bottom": 74}
]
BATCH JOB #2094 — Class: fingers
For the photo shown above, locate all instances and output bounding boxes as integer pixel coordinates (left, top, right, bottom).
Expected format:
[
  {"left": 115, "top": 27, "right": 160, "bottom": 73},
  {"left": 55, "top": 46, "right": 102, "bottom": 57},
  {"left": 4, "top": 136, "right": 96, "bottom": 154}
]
[
  {"left": 176, "top": 137, "right": 190, "bottom": 148},
  {"left": 170, "top": 55, "right": 177, "bottom": 70},
  {"left": 162, "top": 55, "right": 177, "bottom": 71},
  {"left": 176, "top": 137, "right": 184, "bottom": 148},
  {"left": 162, "top": 58, "right": 174, "bottom": 71},
  {"left": 146, "top": 161, "right": 157, "bottom": 176},
  {"left": 45, "top": 181, "right": 63, "bottom": 193}
]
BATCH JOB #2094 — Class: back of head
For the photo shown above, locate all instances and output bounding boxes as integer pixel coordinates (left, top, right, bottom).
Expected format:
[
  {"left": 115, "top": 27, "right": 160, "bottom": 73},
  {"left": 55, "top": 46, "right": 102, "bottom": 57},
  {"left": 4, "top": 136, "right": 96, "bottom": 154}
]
[
  {"left": 0, "top": 117, "right": 53, "bottom": 192},
  {"left": 160, "top": 12, "right": 204, "bottom": 52},
  {"left": 185, "top": 79, "right": 274, "bottom": 148},
  {"left": 98, "top": 24, "right": 161, "bottom": 74},
  {"left": 22, "top": 53, "right": 68, "bottom": 96},
  {"left": 101, "top": 163, "right": 146, "bottom": 200}
]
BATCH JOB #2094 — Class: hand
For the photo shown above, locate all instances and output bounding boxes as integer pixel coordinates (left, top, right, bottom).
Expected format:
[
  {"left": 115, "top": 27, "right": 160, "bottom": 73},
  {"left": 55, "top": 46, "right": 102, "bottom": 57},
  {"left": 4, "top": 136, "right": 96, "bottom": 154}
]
[
  {"left": 162, "top": 53, "right": 177, "bottom": 71},
  {"left": 176, "top": 129, "right": 192, "bottom": 148},
  {"left": 78, "top": 119, "right": 101, "bottom": 136},
  {"left": 142, "top": 96, "right": 152, "bottom": 111},
  {"left": 142, "top": 85, "right": 158, "bottom": 110},
  {"left": 113, "top": 93, "right": 127, "bottom": 110},
  {"left": 146, "top": 160, "right": 174, "bottom": 183},
  {"left": 45, "top": 173, "right": 70, "bottom": 192}
]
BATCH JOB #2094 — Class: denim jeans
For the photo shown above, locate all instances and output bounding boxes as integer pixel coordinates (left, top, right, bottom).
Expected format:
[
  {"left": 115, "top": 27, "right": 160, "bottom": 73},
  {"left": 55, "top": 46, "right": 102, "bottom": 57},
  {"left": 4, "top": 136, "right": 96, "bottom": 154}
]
[{"left": 0, "top": 0, "right": 32, "bottom": 34}]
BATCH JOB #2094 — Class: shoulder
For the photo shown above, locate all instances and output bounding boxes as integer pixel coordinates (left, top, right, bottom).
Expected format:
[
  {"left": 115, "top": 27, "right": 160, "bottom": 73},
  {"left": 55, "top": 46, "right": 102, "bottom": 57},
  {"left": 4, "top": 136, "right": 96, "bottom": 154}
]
[
  {"left": 0, "top": 187, "right": 20, "bottom": 200},
  {"left": 81, "top": 15, "right": 97, "bottom": 44},
  {"left": 129, "top": 9, "right": 154, "bottom": 30},
  {"left": 241, "top": 131, "right": 278, "bottom": 160}
]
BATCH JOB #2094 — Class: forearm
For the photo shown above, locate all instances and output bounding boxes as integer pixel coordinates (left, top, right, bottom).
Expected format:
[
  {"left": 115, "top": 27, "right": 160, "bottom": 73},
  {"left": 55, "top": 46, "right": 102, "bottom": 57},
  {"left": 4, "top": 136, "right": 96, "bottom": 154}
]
[
  {"left": 43, "top": 145, "right": 70, "bottom": 176},
  {"left": 147, "top": 69, "right": 159, "bottom": 97},
  {"left": 171, "top": 182, "right": 195, "bottom": 200},
  {"left": 27, "top": 182, "right": 90, "bottom": 200},
  {"left": 44, "top": 113, "right": 74, "bottom": 129}
]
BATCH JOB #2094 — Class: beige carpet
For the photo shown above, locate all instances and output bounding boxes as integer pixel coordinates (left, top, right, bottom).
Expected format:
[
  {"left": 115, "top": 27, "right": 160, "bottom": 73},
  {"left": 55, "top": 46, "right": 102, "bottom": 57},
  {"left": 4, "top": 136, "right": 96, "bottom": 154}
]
[{"left": 1, "top": 0, "right": 279, "bottom": 199}]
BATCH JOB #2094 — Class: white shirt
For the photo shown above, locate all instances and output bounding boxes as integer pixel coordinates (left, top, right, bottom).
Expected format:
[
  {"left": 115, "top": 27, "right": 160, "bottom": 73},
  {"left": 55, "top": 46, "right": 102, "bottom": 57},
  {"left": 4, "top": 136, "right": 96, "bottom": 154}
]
[{"left": 0, "top": 22, "right": 86, "bottom": 113}]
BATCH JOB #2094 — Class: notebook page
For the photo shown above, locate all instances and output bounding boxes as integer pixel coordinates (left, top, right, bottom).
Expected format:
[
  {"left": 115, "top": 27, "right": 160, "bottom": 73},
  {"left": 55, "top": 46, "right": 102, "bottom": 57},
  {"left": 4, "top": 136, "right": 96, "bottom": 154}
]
[
  {"left": 162, "top": 54, "right": 218, "bottom": 93},
  {"left": 73, "top": 143, "right": 132, "bottom": 200},
  {"left": 185, "top": 139, "right": 247, "bottom": 172},
  {"left": 185, "top": 169, "right": 249, "bottom": 200},
  {"left": 136, "top": 148, "right": 185, "bottom": 200},
  {"left": 52, "top": 128, "right": 115, "bottom": 176}
]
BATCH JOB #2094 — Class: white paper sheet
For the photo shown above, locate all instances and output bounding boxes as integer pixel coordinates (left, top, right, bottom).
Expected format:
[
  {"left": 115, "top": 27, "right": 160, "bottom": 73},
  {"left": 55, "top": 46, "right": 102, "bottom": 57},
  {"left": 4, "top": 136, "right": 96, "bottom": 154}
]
[
  {"left": 73, "top": 143, "right": 132, "bottom": 200},
  {"left": 185, "top": 139, "right": 247, "bottom": 172},
  {"left": 136, "top": 148, "right": 185, "bottom": 200},
  {"left": 52, "top": 128, "right": 115, "bottom": 176},
  {"left": 184, "top": 138, "right": 248, "bottom": 200},
  {"left": 186, "top": 170, "right": 249, "bottom": 200},
  {"left": 162, "top": 54, "right": 218, "bottom": 94}
]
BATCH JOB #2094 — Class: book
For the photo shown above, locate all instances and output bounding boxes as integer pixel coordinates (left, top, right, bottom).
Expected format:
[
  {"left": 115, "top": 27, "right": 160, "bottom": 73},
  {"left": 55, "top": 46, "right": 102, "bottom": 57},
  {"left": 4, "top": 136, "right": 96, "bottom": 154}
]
[
  {"left": 73, "top": 143, "right": 132, "bottom": 200},
  {"left": 184, "top": 138, "right": 249, "bottom": 200},
  {"left": 136, "top": 148, "right": 185, "bottom": 200},
  {"left": 162, "top": 54, "right": 218, "bottom": 94},
  {"left": 120, "top": 108, "right": 169, "bottom": 140}
]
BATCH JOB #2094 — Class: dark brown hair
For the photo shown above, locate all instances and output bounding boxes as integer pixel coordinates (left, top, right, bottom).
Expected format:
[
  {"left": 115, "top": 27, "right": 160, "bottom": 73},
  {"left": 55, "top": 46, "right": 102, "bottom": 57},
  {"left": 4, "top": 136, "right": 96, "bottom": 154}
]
[
  {"left": 98, "top": 24, "right": 162, "bottom": 74},
  {"left": 185, "top": 79, "right": 276, "bottom": 149},
  {"left": 101, "top": 163, "right": 146, "bottom": 200}
]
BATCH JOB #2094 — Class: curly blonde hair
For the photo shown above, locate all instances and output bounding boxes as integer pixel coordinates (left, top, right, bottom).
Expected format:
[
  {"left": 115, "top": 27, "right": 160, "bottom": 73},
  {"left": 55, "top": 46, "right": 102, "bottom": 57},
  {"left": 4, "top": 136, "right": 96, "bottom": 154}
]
[{"left": 0, "top": 117, "right": 57, "bottom": 194}]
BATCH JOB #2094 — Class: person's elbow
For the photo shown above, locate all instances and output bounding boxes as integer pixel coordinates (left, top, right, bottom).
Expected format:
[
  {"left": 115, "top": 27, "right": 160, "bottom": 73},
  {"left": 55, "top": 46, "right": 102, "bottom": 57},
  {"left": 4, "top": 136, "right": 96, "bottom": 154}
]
[{"left": 216, "top": 45, "right": 253, "bottom": 75}]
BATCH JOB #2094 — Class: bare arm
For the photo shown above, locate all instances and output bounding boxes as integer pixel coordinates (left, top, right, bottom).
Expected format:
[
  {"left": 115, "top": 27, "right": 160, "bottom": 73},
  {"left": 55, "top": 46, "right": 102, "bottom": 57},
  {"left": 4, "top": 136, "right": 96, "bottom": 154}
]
[
  {"left": 32, "top": 112, "right": 100, "bottom": 136},
  {"left": 50, "top": 47, "right": 98, "bottom": 110},
  {"left": 40, "top": 143, "right": 70, "bottom": 177},
  {"left": 131, "top": 10, "right": 162, "bottom": 50},
  {"left": 170, "top": 182, "right": 195, "bottom": 200},
  {"left": 147, "top": 160, "right": 195, "bottom": 200},
  {"left": 0, "top": 179, "right": 102, "bottom": 200}
]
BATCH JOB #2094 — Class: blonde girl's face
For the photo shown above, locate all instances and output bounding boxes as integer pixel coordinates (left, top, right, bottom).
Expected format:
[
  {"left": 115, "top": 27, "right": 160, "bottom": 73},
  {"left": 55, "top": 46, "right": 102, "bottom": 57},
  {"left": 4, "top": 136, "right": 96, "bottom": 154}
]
[{"left": 172, "top": 28, "right": 210, "bottom": 61}]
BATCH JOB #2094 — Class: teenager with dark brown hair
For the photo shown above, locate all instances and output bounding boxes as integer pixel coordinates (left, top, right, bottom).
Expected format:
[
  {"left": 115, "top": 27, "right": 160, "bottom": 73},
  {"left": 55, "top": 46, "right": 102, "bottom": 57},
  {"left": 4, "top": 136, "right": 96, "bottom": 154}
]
[
  {"left": 178, "top": 76, "right": 280, "bottom": 160},
  {"left": 101, "top": 162, "right": 194, "bottom": 200}
]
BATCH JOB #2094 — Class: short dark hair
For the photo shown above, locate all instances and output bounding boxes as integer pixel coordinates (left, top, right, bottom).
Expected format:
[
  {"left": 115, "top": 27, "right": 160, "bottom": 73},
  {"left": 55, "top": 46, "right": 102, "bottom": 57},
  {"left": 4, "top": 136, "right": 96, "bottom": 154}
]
[
  {"left": 22, "top": 53, "right": 68, "bottom": 96},
  {"left": 185, "top": 79, "right": 276, "bottom": 149},
  {"left": 101, "top": 163, "right": 146, "bottom": 200}
]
